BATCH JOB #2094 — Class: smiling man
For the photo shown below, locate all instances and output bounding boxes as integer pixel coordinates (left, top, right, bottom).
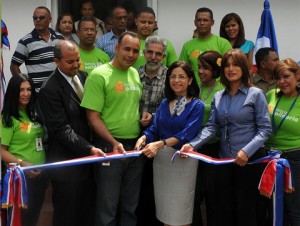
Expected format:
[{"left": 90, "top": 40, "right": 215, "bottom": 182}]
[
  {"left": 77, "top": 18, "right": 110, "bottom": 74},
  {"left": 81, "top": 31, "right": 143, "bottom": 226},
  {"left": 10, "top": 6, "right": 64, "bottom": 92},
  {"left": 179, "top": 7, "right": 232, "bottom": 85}
]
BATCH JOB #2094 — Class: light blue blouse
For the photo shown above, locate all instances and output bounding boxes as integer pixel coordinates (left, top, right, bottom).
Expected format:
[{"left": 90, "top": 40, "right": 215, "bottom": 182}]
[{"left": 190, "top": 86, "right": 271, "bottom": 158}]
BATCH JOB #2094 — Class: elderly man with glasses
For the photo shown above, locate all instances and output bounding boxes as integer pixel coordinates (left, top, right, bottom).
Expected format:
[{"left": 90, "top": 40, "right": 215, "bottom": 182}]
[{"left": 10, "top": 6, "right": 64, "bottom": 92}]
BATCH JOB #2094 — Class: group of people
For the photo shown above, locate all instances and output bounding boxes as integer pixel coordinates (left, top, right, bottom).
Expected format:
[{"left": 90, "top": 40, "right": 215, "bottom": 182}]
[{"left": 1, "top": 2, "right": 300, "bottom": 226}]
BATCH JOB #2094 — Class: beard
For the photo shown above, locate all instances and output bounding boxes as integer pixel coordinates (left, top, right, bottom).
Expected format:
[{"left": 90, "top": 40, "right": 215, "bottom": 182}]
[{"left": 146, "top": 59, "right": 161, "bottom": 72}]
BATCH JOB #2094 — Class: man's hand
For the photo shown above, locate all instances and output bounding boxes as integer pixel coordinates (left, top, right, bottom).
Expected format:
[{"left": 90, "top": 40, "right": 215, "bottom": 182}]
[
  {"left": 90, "top": 147, "right": 106, "bottom": 157},
  {"left": 140, "top": 112, "right": 153, "bottom": 127}
]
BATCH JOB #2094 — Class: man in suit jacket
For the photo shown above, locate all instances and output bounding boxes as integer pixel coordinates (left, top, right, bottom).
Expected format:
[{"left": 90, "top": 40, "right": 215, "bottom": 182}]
[{"left": 38, "top": 40, "right": 105, "bottom": 226}]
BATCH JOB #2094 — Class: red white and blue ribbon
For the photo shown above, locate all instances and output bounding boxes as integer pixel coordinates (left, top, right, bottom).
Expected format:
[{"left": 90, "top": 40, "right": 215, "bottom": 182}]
[
  {"left": 1, "top": 151, "right": 141, "bottom": 226},
  {"left": 258, "top": 158, "right": 294, "bottom": 226},
  {"left": 172, "top": 150, "right": 292, "bottom": 226},
  {"left": 20, "top": 151, "right": 142, "bottom": 172},
  {"left": 1, "top": 164, "right": 27, "bottom": 226}
]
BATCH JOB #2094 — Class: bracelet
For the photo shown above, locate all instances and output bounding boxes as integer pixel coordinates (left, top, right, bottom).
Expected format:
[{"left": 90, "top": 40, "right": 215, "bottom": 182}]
[{"left": 162, "top": 139, "right": 167, "bottom": 147}]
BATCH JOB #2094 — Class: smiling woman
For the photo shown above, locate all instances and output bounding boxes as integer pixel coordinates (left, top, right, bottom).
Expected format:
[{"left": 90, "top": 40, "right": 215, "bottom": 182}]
[
  {"left": 1, "top": 74, "right": 47, "bottom": 226},
  {"left": 220, "top": 13, "right": 255, "bottom": 75},
  {"left": 266, "top": 59, "right": 300, "bottom": 225}
]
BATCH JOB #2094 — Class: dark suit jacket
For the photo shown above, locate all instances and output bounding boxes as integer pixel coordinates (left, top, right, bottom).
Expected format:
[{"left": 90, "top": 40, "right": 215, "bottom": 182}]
[{"left": 38, "top": 69, "right": 93, "bottom": 182}]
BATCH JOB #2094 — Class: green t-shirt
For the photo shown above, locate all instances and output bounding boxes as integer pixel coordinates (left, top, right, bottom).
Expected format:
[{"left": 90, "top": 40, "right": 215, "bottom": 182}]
[
  {"left": 266, "top": 89, "right": 300, "bottom": 151},
  {"left": 200, "top": 81, "right": 224, "bottom": 126},
  {"left": 79, "top": 47, "right": 110, "bottom": 75},
  {"left": 133, "top": 38, "right": 178, "bottom": 68},
  {"left": 1, "top": 110, "right": 45, "bottom": 165},
  {"left": 179, "top": 35, "right": 232, "bottom": 85},
  {"left": 81, "top": 63, "right": 142, "bottom": 138},
  {"left": 200, "top": 81, "right": 224, "bottom": 144}
]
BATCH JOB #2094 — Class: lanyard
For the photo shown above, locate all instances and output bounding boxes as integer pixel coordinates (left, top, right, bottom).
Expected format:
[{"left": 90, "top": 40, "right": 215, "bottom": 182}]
[
  {"left": 199, "top": 81, "right": 216, "bottom": 102},
  {"left": 271, "top": 94, "right": 299, "bottom": 136}
]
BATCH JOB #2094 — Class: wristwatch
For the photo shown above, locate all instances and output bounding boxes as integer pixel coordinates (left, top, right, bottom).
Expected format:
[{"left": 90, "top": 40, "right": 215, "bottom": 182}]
[{"left": 162, "top": 139, "right": 168, "bottom": 148}]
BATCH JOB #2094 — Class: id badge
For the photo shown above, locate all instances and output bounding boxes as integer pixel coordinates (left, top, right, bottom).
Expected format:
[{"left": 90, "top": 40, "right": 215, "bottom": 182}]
[
  {"left": 36, "top": 137, "right": 43, "bottom": 151},
  {"left": 102, "top": 161, "right": 110, "bottom": 166}
]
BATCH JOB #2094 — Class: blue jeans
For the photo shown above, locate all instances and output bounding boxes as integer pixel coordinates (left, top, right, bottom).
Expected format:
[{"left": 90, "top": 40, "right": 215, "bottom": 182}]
[
  {"left": 94, "top": 138, "right": 144, "bottom": 226},
  {"left": 282, "top": 150, "right": 300, "bottom": 226}
]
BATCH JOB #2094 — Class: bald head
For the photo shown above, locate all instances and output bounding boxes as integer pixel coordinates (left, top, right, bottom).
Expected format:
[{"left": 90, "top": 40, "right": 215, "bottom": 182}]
[{"left": 54, "top": 40, "right": 80, "bottom": 77}]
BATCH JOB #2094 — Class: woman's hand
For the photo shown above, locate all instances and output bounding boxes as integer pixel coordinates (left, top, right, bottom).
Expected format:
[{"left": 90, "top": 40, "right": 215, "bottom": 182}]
[
  {"left": 142, "top": 141, "right": 162, "bottom": 158},
  {"left": 135, "top": 135, "right": 146, "bottom": 150},
  {"left": 179, "top": 143, "right": 193, "bottom": 158},
  {"left": 234, "top": 150, "right": 248, "bottom": 167},
  {"left": 21, "top": 161, "right": 42, "bottom": 178}
]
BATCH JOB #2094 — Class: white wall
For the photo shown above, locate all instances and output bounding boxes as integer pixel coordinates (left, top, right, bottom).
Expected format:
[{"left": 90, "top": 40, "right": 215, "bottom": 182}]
[
  {"left": 156, "top": 0, "right": 300, "bottom": 61},
  {"left": 2, "top": 0, "right": 300, "bottom": 82}
]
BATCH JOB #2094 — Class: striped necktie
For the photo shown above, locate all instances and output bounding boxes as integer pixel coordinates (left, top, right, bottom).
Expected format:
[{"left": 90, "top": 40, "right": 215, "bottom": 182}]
[{"left": 71, "top": 75, "right": 83, "bottom": 100}]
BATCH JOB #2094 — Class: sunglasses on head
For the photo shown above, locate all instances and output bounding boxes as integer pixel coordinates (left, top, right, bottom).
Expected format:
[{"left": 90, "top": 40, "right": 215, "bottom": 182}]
[{"left": 33, "top": 15, "right": 46, "bottom": 20}]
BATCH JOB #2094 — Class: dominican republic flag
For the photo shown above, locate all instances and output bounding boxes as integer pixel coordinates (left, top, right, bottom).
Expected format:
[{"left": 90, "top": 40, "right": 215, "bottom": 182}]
[{"left": 253, "top": 0, "right": 278, "bottom": 65}]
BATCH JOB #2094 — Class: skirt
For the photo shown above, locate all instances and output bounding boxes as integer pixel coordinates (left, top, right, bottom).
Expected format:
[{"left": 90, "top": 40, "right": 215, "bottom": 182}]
[{"left": 153, "top": 146, "right": 198, "bottom": 225}]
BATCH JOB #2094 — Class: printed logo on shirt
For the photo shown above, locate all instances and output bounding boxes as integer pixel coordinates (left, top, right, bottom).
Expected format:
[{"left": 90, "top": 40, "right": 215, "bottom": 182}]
[
  {"left": 269, "top": 104, "right": 299, "bottom": 122},
  {"left": 20, "top": 122, "right": 31, "bottom": 132},
  {"left": 274, "top": 108, "right": 299, "bottom": 122},
  {"left": 191, "top": 50, "right": 200, "bottom": 59},
  {"left": 115, "top": 82, "right": 141, "bottom": 93},
  {"left": 81, "top": 62, "right": 103, "bottom": 71},
  {"left": 115, "top": 82, "right": 125, "bottom": 92}
]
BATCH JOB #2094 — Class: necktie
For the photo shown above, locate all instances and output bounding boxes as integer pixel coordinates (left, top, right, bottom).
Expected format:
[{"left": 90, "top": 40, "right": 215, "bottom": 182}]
[{"left": 72, "top": 75, "right": 84, "bottom": 100}]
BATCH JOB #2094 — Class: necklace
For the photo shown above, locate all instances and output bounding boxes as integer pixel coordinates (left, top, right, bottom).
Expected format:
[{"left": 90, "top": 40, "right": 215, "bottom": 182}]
[{"left": 199, "top": 81, "right": 216, "bottom": 102}]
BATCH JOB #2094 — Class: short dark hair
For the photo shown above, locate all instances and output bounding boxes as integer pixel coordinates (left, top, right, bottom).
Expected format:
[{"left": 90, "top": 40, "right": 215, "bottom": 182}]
[
  {"left": 195, "top": 7, "right": 213, "bottom": 20},
  {"left": 165, "top": 61, "right": 200, "bottom": 100},
  {"left": 118, "top": 31, "right": 139, "bottom": 45},
  {"left": 219, "top": 13, "right": 245, "bottom": 48},
  {"left": 55, "top": 12, "right": 76, "bottom": 33},
  {"left": 2, "top": 74, "right": 37, "bottom": 127},
  {"left": 109, "top": 5, "right": 127, "bottom": 18},
  {"left": 220, "top": 49, "right": 250, "bottom": 90},
  {"left": 81, "top": 1, "right": 95, "bottom": 9},
  {"left": 77, "top": 17, "right": 97, "bottom": 30},
  {"left": 255, "top": 47, "right": 277, "bottom": 69},
  {"left": 137, "top": 6, "right": 156, "bottom": 18},
  {"left": 198, "top": 51, "right": 222, "bottom": 79},
  {"left": 35, "top": 6, "right": 51, "bottom": 15}
]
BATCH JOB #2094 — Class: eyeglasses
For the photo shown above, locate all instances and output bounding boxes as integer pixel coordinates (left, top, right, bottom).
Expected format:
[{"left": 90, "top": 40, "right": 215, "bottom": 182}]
[
  {"left": 33, "top": 15, "right": 46, "bottom": 20},
  {"left": 145, "top": 50, "right": 164, "bottom": 58},
  {"left": 169, "top": 74, "right": 189, "bottom": 81},
  {"left": 80, "top": 28, "right": 96, "bottom": 32}
]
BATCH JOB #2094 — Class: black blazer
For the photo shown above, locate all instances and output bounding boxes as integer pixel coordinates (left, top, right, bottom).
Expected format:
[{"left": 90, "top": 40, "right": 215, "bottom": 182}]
[{"left": 38, "top": 69, "right": 93, "bottom": 182}]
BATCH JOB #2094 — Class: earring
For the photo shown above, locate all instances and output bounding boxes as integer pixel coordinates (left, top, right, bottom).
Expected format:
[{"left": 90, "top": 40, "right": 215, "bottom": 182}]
[{"left": 297, "top": 81, "right": 300, "bottom": 88}]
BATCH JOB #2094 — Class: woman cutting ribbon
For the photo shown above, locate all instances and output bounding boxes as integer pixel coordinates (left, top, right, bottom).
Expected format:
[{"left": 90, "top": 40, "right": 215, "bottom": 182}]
[
  {"left": 181, "top": 49, "right": 271, "bottom": 226},
  {"left": 135, "top": 61, "right": 204, "bottom": 226}
]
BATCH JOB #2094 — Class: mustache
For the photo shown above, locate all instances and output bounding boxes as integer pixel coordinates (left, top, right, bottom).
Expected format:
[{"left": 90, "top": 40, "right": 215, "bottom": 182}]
[{"left": 147, "top": 59, "right": 158, "bottom": 64}]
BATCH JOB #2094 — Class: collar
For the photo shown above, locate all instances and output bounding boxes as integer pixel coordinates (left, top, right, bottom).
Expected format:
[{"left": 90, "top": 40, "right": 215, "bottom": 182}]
[
  {"left": 252, "top": 73, "right": 263, "bottom": 83},
  {"left": 31, "top": 27, "right": 63, "bottom": 40},
  {"left": 58, "top": 68, "right": 73, "bottom": 84},
  {"left": 139, "top": 65, "right": 166, "bottom": 80},
  {"left": 222, "top": 85, "right": 248, "bottom": 96}
]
